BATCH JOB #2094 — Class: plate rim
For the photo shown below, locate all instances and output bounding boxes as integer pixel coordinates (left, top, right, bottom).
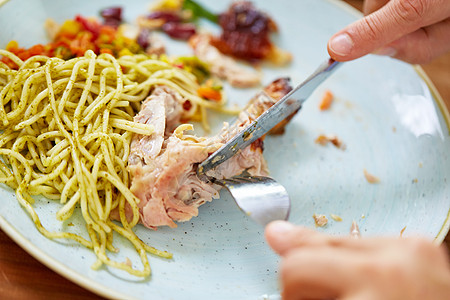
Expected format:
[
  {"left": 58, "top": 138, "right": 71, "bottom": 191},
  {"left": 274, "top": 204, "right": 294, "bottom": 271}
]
[{"left": 412, "top": 65, "right": 450, "bottom": 243}]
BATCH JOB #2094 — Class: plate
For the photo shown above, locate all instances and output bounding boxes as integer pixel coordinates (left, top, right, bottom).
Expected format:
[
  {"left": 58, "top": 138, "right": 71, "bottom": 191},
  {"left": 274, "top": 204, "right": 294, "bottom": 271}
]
[{"left": 1, "top": 0, "right": 449, "bottom": 299}]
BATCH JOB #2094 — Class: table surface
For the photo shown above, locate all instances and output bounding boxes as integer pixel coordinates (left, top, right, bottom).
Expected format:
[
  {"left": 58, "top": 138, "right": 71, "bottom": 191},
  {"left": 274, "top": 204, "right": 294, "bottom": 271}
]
[{"left": 1, "top": 1, "right": 449, "bottom": 299}]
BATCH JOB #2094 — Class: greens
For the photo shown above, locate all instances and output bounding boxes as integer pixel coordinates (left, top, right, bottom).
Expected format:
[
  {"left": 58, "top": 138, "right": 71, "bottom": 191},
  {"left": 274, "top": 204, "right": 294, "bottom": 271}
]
[{"left": 182, "top": 0, "right": 218, "bottom": 23}]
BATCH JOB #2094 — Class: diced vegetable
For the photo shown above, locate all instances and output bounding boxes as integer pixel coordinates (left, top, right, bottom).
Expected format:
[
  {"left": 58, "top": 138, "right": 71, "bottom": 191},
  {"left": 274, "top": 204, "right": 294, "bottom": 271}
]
[
  {"left": 75, "top": 15, "right": 101, "bottom": 39},
  {"left": 319, "top": 90, "right": 334, "bottom": 111},
  {"left": 151, "top": 0, "right": 183, "bottom": 11},
  {"left": 147, "top": 11, "right": 182, "bottom": 23},
  {"left": 162, "top": 22, "right": 196, "bottom": 40},
  {"left": 100, "top": 7, "right": 122, "bottom": 21},
  {"left": 57, "top": 19, "right": 82, "bottom": 38},
  {"left": 100, "top": 7, "right": 123, "bottom": 28},
  {"left": 171, "top": 56, "right": 210, "bottom": 82},
  {"left": 137, "top": 29, "right": 151, "bottom": 49},
  {"left": 197, "top": 86, "right": 221, "bottom": 101},
  {"left": 182, "top": 0, "right": 218, "bottom": 23},
  {"left": 1, "top": 10, "right": 153, "bottom": 68}
]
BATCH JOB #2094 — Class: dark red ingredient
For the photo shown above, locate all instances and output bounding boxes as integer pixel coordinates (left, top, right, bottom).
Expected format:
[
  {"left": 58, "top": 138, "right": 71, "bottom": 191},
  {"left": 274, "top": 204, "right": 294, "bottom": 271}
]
[
  {"left": 147, "top": 11, "right": 182, "bottom": 23},
  {"left": 182, "top": 100, "right": 193, "bottom": 111},
  {"left": 212, "top": 1, "right": 277, "bottom": 61},
  {"left": 100, "top": 7, "right": 122, "bottom": 20},
  {"left": 100, "top": 7, "right": 123, "bottom": 28},
  {"left": 103, "top": 18, "right": 121, "bottom": 28},
  {"left": 162, "top": 22, "right": 196, "bottom": 40},
  {"left": 137, "top": 29, "right": 150, "bottom": 49}
]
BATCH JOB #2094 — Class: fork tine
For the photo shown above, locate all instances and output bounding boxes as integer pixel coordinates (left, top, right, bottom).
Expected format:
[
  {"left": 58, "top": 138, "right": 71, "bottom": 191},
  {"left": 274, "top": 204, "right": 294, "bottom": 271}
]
[
  {"left": 232, "top": 176, "right": 254, "bottom": 183},
  {"left": 208, "top": 173, "right": 290, "bottom": 226},
  {"left": 232, "top": 172, "right": 265, "bottom": 183}
]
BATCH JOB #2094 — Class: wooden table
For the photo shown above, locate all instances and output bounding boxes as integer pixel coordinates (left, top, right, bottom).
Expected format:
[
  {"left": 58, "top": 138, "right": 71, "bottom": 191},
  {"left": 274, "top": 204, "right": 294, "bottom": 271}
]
[{"left": 1, "top": 1, "right": 449, "bottom": 299}]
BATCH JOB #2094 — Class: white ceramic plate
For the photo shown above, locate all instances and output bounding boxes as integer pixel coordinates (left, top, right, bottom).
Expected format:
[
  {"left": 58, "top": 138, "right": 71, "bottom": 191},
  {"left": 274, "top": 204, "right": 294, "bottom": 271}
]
[{"left": 1, "top": 0, "right": 449, "bottom": 299}]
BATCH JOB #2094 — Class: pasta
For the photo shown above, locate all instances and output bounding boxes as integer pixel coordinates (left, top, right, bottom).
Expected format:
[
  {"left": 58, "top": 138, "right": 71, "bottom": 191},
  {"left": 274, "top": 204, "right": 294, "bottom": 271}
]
[{"left": 0, "top": 49, "right": 227, "bottom": 276}]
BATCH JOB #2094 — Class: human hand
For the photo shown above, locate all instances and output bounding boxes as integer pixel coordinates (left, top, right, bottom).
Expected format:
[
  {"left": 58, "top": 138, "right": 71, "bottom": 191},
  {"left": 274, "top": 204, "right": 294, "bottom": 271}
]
[
  {"left": 265, "top": 220, "right": 450, "bottom": 300},
  {"left": 327, "top": 0, "right": 450, "bottom": 64}
]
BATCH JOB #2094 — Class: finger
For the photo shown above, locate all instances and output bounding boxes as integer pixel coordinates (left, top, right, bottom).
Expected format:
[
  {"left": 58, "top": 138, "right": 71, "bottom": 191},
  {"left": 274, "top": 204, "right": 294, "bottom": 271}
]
[
  {"left": 328, "top": 0, "right": 450, "bottom": 61},
  {"left": 280, "top": 248, "right": 364, "bottom": 300},
  {"left": 363, "top": 0, "right": 389, "bottom": 15},
  {"left": 264, "top": 221, "right": 385, "bottom": 256},
  {"left": 403, "top": 236, "right": 450, "bottom": 266},
  {"left": 265, "top": 221, "right": 321, "bottom": 255},
  {"left": 341, "top": 290, "right": 379, "bottom": 300},
  {"left": 378, "top": 17, "right": 450, "bottom": 64},
  {"left": 438, "top": 242, "right": 450, "bottom": 266}
]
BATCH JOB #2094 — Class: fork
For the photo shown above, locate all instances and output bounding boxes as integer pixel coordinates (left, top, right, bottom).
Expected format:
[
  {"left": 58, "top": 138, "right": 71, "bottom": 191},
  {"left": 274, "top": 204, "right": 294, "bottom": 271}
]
[{"left": 210, "top": 172, "right": 290, "bottom": 226}]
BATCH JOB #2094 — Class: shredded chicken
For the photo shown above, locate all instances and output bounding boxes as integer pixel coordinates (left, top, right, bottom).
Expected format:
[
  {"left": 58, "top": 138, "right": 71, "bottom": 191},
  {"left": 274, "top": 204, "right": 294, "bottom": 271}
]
[
  {"left": 44, "top": 19, "right": 60, "bottom": 41},
  {"left": 128, "top": 86, "right": 186, "bottom": 166},
  {"left": 315, "top": 134, "right": 346, "bottom": 150},
  {"left": 330, "top": 214, "right": 342, "bottom": 222},
  {"left": 313, "top": 214, "right": 328, "bottom": 227},
  {"left": 189, "top": 33, "right": 261, "bottom": 88},
  {"left": 363, "top": 169, "right": 380, "bottom": 184},
  {"left": 127, "top": 78, "right": 293, "bottom": 229},
  {"left": 145, "top": 33, "right": 166, "bottom": 56}
]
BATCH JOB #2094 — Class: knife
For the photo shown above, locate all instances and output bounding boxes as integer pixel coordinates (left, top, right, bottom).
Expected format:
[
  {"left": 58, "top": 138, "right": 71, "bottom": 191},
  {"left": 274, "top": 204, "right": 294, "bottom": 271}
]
[{"left": 197, "top": 58, "right": 341, "bottom": 176}]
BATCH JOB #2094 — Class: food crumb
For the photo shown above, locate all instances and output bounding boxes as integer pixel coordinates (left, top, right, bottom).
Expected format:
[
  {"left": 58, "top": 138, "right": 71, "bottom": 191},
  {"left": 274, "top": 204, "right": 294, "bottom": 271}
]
[
  {"left": 344, "top": 101, "right": 353, "bottom": 109},
  {"left": 412, "top": 178, "right": 418, "bottom": 183},
  {"left": 315, "top": 134, "right": 346, "bottom": 150},
  {"left": 361, "top": 214, "right": 366, "bottom": 219},
  {"left": 350, "top": 221, "right": 361, "bottom": 239},
  {"left": 68, "top": 222, "right": 74, "bottom": 227},
  {"left": 392, "top": 126, "right": 397, "bottom": 133},
  {"left": 124, "top": 257, "right": 132, "bottom": 267},
  {"left": 313, "top": 214, "right": 328, "bottom": 227},
  {"left": 330, "top": 214, "right": 342, "bottom": 222},
  {"left": 319, "top": 90, "right": 334, "bottom": 111},
  {"left": 418, "top": 162, "right": 423, "bottom": 168},
  {"left": 400, "top": 226, "right": 407, "bottom": 237},
  {"left": 364, "top": 169, "right": 380, "bottom": 184}
]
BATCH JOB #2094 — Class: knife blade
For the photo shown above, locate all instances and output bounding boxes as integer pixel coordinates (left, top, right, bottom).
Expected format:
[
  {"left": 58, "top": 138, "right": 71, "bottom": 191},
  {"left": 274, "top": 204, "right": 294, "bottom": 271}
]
[{"left": 197, "top": 58, "right": 341, "bottom": 176}]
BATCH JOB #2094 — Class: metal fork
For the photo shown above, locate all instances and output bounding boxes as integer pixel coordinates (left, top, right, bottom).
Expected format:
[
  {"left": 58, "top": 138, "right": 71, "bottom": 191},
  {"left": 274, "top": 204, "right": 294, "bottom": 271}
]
[{"left": 210, "top": 172, "right": 290, "bottom": 226}]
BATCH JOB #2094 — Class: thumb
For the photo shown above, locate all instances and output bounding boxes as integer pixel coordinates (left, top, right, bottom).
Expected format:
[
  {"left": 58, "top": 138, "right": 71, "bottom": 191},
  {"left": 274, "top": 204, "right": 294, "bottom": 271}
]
[{"left": 327, "top": 0, "right": 450, "bottom": 61}]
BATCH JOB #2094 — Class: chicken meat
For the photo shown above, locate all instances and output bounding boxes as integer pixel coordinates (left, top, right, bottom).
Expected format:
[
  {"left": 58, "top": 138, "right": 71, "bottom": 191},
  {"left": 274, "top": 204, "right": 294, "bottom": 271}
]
[{"left": 127, "top": 78, "right": 293, "bottom": 229}]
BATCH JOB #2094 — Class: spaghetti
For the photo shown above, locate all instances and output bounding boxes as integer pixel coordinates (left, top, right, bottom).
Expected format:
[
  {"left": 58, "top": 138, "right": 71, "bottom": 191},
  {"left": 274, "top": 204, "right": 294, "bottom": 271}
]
[{"left": 0, "top": 49, "right": 226, "bottom": 276}]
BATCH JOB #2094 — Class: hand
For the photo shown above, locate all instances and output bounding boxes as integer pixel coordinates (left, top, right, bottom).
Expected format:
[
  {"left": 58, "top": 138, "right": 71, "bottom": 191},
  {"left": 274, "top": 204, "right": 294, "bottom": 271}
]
[
  {"left": 265, "top": 220, "right": 450, "bottom": 300},
  {"left": 327, "top": 0, "right": 450, "bottom": 64}
]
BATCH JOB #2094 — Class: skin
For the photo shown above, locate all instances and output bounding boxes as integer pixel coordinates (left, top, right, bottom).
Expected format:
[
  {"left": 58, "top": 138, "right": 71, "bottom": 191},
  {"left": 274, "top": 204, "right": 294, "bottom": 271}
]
[
  {"left": 265, "top": 221, "right": 450, "bottom": 300},
  {"left": 327, "top": 0, "right": 450, "bottom": 64}
]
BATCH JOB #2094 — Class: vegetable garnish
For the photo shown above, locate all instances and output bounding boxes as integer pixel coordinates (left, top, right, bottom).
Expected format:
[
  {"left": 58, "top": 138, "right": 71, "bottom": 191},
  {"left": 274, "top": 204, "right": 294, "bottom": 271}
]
[{"left": 182, "top": 0, "right": 218, "bottom": 23}]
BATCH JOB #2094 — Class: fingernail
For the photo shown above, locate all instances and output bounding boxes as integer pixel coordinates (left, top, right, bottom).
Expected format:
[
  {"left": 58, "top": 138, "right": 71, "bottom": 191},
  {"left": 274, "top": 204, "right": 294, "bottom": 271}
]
[
  {"left": 267, "top": 221, "right": 295, "bottom": 235},
  {"left": 373, "top": 46, "right": 397, "bottom": 57},
  {"left": 329, "top": 33, "right": 354, "bottom": 56}
]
